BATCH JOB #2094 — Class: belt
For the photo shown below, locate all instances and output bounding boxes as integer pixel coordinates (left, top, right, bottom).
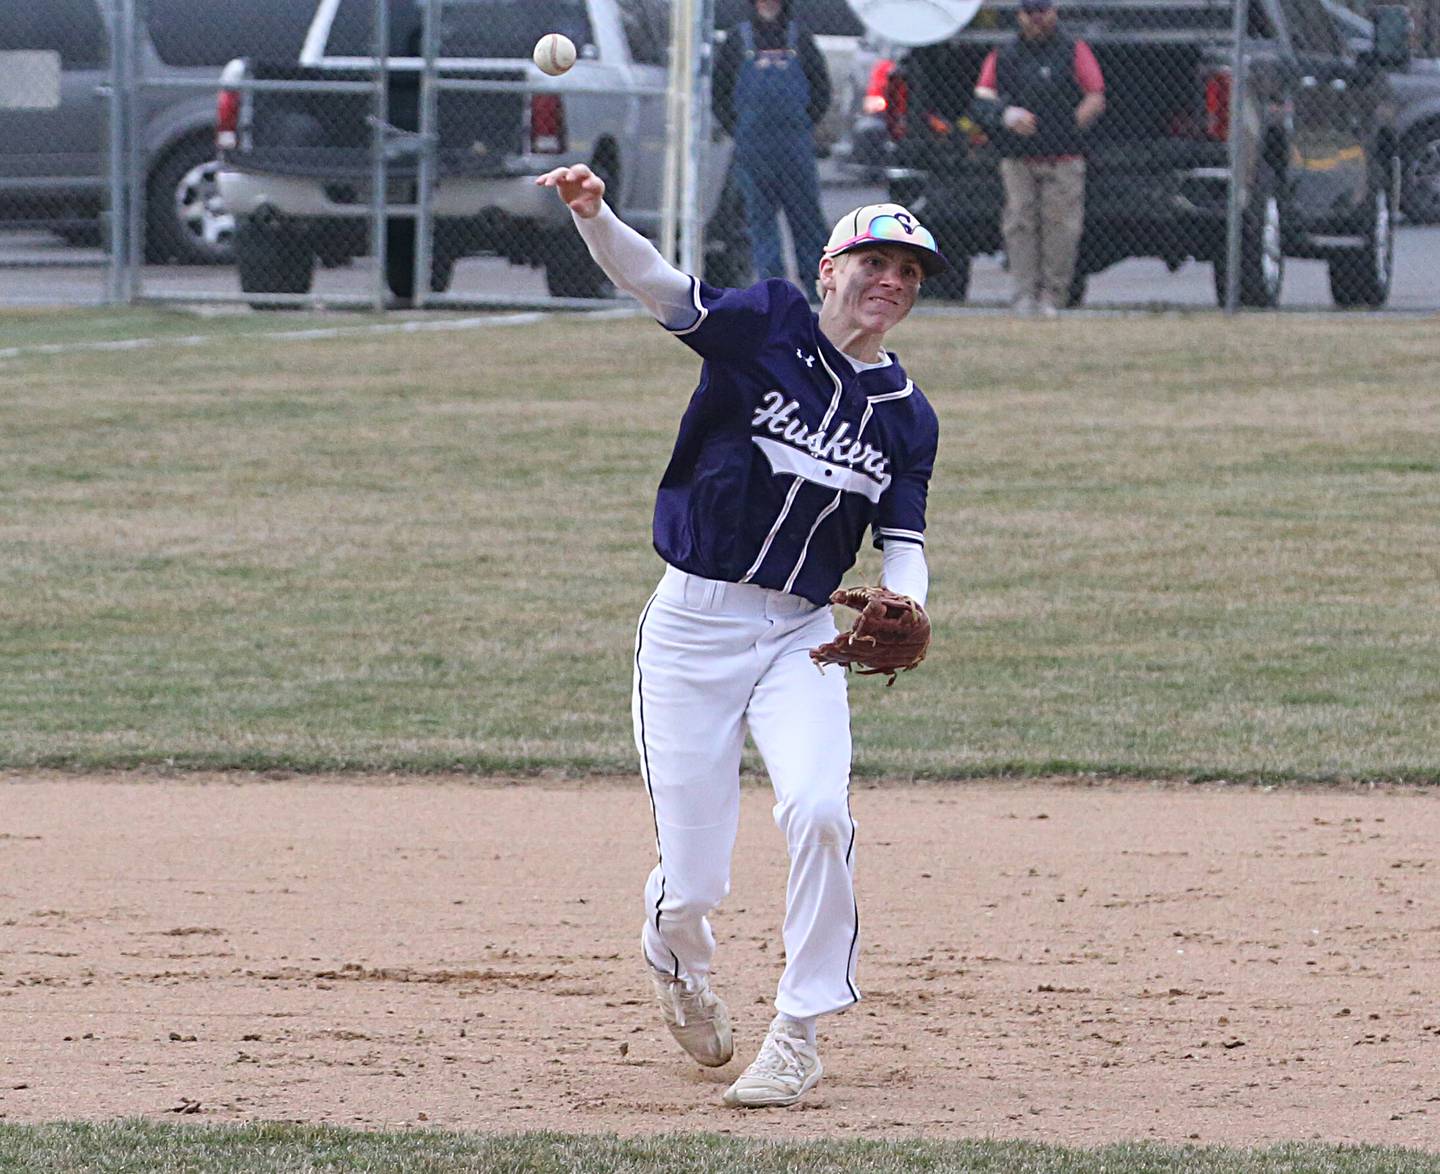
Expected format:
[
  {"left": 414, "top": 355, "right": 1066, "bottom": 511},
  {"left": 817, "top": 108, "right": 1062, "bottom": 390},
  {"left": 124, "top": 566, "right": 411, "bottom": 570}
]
[{"left": 657, "top": 565, "right": 820, "bottom": 619}]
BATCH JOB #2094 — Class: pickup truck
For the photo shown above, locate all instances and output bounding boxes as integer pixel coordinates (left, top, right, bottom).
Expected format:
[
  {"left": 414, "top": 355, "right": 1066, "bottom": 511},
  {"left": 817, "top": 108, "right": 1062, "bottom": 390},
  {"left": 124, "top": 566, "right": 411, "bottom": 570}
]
[
  {"left": 216, "top": 0, "right": 724, "bottom": 301},
  {"left": 878, "top": 0, "right": 1412, "bottom": 307}
]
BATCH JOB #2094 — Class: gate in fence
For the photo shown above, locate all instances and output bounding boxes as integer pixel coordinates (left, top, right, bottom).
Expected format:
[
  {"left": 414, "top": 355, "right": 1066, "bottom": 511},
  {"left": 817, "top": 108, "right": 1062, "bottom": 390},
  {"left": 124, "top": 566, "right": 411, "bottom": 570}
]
[{"left": 2, "top": 0, "right": 1437, "bottom": 313}]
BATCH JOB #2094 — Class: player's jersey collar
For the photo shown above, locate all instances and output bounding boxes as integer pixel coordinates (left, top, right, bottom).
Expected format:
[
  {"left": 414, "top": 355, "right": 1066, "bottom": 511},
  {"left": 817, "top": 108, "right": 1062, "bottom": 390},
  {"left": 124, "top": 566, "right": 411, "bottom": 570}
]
[{"left": 814, "top": 328, "right": 912, "bottom": 401}]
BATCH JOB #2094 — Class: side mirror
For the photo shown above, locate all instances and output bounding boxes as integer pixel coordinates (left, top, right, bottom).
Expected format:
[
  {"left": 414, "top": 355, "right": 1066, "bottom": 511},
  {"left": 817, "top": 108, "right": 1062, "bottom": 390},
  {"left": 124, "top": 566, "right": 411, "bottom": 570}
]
[{"left": 1371, "top": 5, "right": 1412, "bottom": 69}]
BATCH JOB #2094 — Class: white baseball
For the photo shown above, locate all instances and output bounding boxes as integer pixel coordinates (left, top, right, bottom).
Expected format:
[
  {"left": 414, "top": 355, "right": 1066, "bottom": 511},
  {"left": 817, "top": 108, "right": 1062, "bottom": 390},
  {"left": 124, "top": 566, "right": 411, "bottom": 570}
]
[{"left": 533, "top": 33, "right": 577, "bottom": 76}]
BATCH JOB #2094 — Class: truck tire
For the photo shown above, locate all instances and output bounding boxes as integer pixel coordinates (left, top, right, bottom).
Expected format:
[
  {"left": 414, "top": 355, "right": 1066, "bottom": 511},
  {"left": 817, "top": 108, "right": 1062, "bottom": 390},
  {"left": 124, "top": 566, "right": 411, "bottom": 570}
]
[
  {"left": 236, "top": 219, "right": 314, "bottom": 309},
  {"left": 146, "top": 135, "right": 235, "bottom": 266},
  {"left": 384, "top": 221, "right": 454, "bottom": 301},
  {"left": 1328, "top": 160, "right": 1395, "bottom": 308},
  {"left": 386, "top": 221, "right": 417, "bottom": 301},
  {"left": 1399, "top": 121, "right": 1440, "bottom": 224},
  {"left": 543, "top": 223, "right": 612, "bottom": 299},
  {"left": 1212, "top": 165, "right": 1284, "bottom": 308},
  {"left": 923, "top": 253, "right": 971, "bottom": 302}
]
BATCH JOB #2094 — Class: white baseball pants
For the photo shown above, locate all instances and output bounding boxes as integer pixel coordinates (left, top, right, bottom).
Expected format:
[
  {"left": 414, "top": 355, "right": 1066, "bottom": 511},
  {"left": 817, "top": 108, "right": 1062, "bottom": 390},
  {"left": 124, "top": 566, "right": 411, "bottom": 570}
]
[{"left": 633, "top": 565, "right": 860, "bottom": 1021}]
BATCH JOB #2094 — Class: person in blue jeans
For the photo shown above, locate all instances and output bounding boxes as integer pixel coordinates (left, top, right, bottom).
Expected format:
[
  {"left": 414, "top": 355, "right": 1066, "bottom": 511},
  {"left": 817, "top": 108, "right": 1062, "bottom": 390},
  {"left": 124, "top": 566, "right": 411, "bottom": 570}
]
[{"left": 714, "top": 0, "right": 832, "bottom": 292}]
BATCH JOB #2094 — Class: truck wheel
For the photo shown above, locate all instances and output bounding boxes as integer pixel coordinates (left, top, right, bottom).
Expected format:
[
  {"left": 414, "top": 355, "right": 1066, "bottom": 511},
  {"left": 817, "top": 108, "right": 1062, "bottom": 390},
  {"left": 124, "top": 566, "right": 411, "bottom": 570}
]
[
  {"left": 1399, "top": 122, "right": 1440, "bottom": 224},
  {"left": 544, "top": 223, "right": 613, "bottom": 298},
  {"left": 1212, "top": 165, "right": 1284, "bottom": 308},
  {"left": 430, "top": 250, "right": 455, "bottom": 294},
  {"left": 923, "top": 253, "right": 971, "bottom": 302},
  {"left": 1328, "top": 161, "right": 1395, "bottom": 308},
  {"left": 235, "top": 219, "right": 314, "bottom": 309},
  {"left": 146, "top": 135, "right": 235, "bottom": 266},
  {"left": 386, "top": 221, "right": 417, "bottom": 301},
  {"left": 383, "top": 221, "right": 454, "bottom": 300}
]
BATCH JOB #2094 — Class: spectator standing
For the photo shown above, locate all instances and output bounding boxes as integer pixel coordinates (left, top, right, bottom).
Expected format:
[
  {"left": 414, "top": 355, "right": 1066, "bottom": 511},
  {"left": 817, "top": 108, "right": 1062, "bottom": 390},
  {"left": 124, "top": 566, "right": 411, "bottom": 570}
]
[
  {"left": 714, "top": 0, "right": 832, "bottom": 291},
  {"left": 973, "top": 0, "right": 1105, "bottom": 315}
]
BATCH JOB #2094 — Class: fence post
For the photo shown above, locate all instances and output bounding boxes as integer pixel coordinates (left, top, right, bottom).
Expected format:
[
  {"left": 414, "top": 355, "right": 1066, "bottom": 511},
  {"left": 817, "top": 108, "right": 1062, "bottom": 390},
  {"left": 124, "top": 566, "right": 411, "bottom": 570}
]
[
  {"left": 105, "top": 0, "right": 136, "bottom": 302},
  {"left": 678, "top": 0, "right": 713, "bottom": 278},
  {"left": 660, "top": 0, "right": 693, "bottom": 264},
  {"left": 1222, "top": 0, "right": 1246, "bottom": 314},
  {"left": 413, "top": 0, "right": 441, "bottom": 309},
  {"left": 123, "top": 0, "right": 146, "bottom": 301},
  {"left": 370, "top": 0, "right": 390, "bottom": 312}
]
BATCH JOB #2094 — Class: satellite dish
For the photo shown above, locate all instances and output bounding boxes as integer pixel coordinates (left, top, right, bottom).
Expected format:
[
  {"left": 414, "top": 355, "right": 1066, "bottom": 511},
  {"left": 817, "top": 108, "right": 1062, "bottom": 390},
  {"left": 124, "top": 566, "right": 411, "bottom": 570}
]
[{"left": 845, "top": 0, "right": 983, "bottom": 45}]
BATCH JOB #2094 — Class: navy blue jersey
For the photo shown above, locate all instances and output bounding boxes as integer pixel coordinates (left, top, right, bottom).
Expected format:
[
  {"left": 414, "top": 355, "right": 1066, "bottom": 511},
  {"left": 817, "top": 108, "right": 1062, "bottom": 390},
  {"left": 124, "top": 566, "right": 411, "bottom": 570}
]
[{"left": 654, "top": 277, "right": 938, "bottom": 606}]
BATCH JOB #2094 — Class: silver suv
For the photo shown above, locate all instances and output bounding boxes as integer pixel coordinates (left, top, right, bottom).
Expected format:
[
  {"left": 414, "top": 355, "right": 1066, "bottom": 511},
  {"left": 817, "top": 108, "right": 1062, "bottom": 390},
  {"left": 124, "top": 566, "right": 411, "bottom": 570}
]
[{"left": 0, "top": 0, "right": 317, "bottom": 264}]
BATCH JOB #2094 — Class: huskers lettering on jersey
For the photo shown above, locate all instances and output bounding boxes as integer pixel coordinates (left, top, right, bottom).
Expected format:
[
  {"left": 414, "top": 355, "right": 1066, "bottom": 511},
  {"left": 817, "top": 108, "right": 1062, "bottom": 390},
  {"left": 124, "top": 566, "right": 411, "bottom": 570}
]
[{"left": 654, "top": 277, "right": 938, "bottom": 606}]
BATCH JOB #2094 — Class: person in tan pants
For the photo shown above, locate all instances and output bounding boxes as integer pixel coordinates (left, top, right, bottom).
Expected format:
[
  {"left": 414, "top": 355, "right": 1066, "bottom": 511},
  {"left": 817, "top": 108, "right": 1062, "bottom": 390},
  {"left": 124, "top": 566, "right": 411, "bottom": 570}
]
[{"left": 973, "top": 0, "right": 1105, "bottom": 315}]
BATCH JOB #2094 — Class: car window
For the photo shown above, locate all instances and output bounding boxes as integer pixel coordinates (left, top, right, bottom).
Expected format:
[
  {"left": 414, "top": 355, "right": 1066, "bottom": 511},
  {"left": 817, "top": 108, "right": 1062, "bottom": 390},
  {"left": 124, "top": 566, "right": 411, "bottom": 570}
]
[
  {"left": 1318, "top": 0, "right": 1372, "bottom": 40},
  {"left": 1280, "top": 0, "right": 1343, "bottom": 54},
  {"left": 618, "top": 0, "right": 669, "bottom": 64},
  {"left": 328, "top": 0, "right": 592, "bottom": 57},
  {"left": 144, "top": 0, "right": 317, "bottom": 67},
  {"left": 0, "top": 0, "right": 106, "bottom": 68},
  {"left": 1248, "top": 0, "right": 1279, "bottom": 40}
]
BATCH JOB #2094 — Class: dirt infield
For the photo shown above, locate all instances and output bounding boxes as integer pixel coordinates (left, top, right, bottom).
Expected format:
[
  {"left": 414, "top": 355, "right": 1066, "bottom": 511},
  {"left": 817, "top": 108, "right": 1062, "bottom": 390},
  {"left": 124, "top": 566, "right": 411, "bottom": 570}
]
[{"left": 1, "top": 774, "right": 1435, "bottom": 1147}]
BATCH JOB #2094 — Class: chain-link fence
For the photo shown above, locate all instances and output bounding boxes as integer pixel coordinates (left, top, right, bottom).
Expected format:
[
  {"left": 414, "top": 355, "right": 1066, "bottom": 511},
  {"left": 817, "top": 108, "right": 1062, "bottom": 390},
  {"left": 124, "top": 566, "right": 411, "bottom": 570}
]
[{"left": 3, "top": 0, "right": 1439, "bottom": 312}]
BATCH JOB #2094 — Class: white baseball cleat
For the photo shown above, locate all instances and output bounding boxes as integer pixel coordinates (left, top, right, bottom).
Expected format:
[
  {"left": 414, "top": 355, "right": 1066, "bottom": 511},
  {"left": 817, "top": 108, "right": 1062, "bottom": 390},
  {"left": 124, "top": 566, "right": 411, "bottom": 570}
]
[
  {"left": 646, "top": 959, "right": 733, "bottom": 1068},
  {"left": 722, "top": 1016, "right": 822, "bottom": 1108}
]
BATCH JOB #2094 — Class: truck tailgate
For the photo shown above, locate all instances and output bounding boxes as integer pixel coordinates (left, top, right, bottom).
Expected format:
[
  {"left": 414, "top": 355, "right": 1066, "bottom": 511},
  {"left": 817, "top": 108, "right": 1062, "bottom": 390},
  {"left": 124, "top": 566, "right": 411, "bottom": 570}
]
[{"left": 238, "top": 63, "right": 528, "bottom": 178}]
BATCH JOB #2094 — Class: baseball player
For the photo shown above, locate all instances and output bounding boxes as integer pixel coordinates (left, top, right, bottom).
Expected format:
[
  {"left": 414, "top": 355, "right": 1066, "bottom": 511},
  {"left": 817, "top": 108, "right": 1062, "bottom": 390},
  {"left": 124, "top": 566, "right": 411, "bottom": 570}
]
[{"left": 535, "top": 163, "right": 943, "bottom": 1108}]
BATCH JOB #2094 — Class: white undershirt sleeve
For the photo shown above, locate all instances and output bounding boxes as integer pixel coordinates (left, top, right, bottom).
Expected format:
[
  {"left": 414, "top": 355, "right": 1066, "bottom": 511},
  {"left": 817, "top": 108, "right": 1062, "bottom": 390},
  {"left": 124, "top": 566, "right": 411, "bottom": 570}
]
[
  {"left": 572, "top": 203, "right": 698, "bottom": 329},
  {"left": 880, "top": 542, "right": 929, "bottom": 607}
]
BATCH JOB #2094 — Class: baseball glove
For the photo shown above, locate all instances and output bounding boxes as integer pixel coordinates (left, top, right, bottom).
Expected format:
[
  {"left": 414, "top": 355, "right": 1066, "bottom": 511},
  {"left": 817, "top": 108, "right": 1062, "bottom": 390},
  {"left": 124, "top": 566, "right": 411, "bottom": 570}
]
[{"left": 810, "top": 585, "right": 930, "bottom": 686}]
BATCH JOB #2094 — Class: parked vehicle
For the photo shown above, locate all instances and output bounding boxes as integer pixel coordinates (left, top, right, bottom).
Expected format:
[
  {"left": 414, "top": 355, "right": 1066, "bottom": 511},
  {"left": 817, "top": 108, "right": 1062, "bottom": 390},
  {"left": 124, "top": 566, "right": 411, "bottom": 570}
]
[
  {"left": 0, "top": 0, "right": 316, "bottom": 264},
  {"left": 878, "top": 0, "right": 1411, "bottom": 308},
  {"left": 1324, "top": 0, "right": 1440, "bottom": 222},
  {"left": 217, "top": 0, "right": 730, "bottom": 302}
]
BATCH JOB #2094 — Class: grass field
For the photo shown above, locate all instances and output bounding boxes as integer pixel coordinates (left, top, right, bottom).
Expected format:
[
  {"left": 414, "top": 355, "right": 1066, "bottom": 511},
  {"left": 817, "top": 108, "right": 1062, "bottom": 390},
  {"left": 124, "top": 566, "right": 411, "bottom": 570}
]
[
  {"left": 2, "top": 308, "right": 1436, "bottom": 780},
  {"left": 2, "top": 306, "right": 1438, "bottom": 1171},
  {"left": 3, "top": 1122, "right": 1440, "bottom": 1173}
]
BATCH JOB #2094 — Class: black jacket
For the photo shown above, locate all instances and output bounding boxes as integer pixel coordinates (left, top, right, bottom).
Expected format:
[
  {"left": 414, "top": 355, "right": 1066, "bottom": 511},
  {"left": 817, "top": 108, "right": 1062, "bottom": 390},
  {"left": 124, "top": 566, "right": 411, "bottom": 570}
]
[
  {"left": 713, "top": 5, "right": 832, "bottom": 137},
  {"left": 972, "top": 31, "right": 1092, "bottom": 158}
]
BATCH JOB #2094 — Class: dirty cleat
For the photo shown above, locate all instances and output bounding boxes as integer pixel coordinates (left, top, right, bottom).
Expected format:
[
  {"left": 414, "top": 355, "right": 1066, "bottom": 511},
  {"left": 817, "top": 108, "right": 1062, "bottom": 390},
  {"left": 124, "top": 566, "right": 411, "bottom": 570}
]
[
  {"left": 647, "top": 964, "right": 733, "bottom": 1068},
  {"left": 722, "top": 1016, "right": 822, "bottom": 1107}
]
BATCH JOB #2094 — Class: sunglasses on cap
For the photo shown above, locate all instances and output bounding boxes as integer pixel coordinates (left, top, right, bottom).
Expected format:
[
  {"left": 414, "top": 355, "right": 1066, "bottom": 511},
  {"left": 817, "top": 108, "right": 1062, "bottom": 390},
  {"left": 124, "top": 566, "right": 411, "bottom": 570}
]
[{"left": 826, "top": 213, "right": 944, "bottom": 270}]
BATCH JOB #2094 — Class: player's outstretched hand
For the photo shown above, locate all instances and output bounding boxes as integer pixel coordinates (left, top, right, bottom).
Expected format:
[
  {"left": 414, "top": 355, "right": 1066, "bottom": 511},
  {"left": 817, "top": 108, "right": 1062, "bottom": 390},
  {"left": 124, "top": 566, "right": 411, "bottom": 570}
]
[{"left": 535, "top": 163, "right": 606, "bottom": 219}]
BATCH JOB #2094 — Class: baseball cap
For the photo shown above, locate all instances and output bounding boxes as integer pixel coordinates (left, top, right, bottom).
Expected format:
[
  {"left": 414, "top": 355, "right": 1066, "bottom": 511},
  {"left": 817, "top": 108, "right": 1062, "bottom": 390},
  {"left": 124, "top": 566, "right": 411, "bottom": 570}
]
[
  {"left": 1019, "top": 0, "right": 1055, "bottom": 11},
  {"left": 822, "top": 203, "right": 948, "bottom": 276}
]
